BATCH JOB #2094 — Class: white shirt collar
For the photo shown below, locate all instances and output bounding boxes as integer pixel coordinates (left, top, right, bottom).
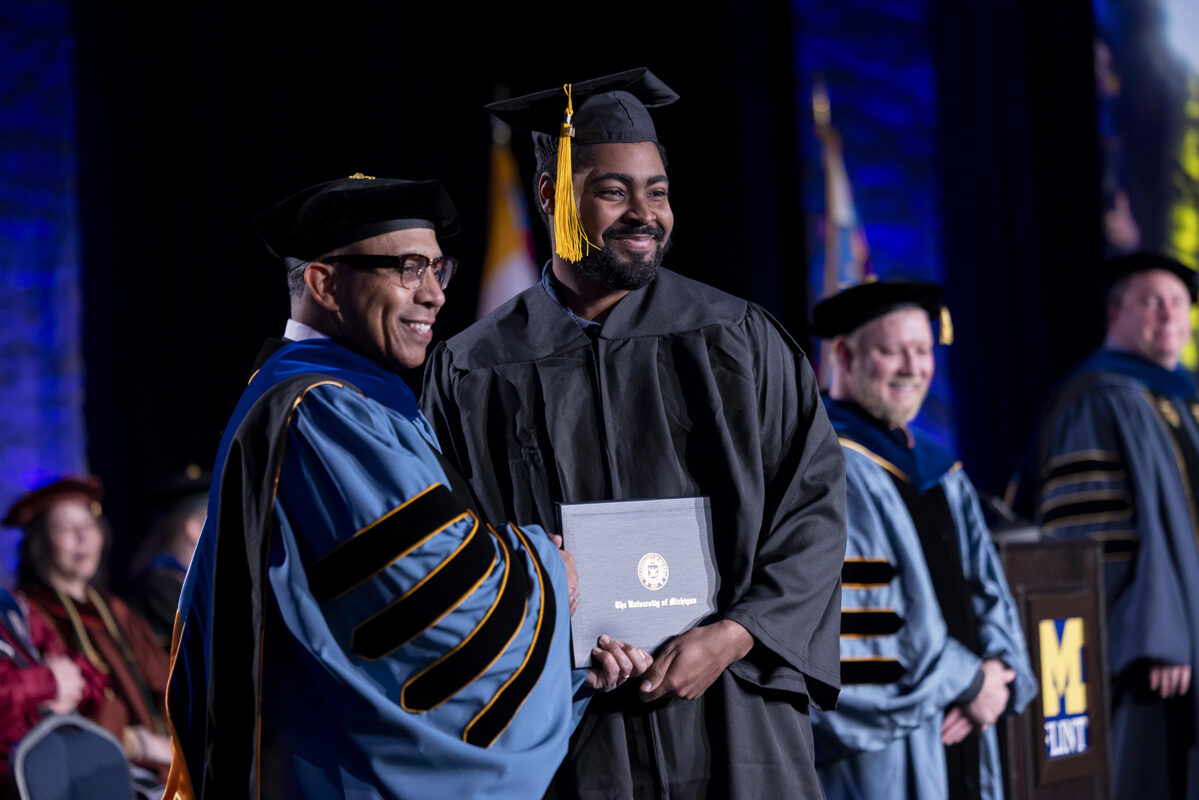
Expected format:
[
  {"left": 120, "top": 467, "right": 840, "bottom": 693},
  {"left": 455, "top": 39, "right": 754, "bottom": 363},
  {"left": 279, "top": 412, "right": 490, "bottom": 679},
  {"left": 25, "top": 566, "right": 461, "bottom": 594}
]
[{"left": 283, "top": 318, "right": 329, "bottom": 342}]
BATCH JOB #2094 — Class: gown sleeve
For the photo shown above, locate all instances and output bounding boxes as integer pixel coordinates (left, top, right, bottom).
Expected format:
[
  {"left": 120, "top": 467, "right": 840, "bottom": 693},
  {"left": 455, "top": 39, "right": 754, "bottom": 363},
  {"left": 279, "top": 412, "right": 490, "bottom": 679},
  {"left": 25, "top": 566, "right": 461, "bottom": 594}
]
[
  {"left": 947, "top": 470, "right": 1038, "bottom": 713},
  {"left": 1039, "top": 385, "right": 1195, "bottom": 673},
  {"left": 716, "top": 308, "right": 848, "bottom": 706},
  {"left": 272, "top": 383, "right": 584, "bottom": 745},
  {"left": 814, "top": 457, "right": 980, "bottom": 758}
]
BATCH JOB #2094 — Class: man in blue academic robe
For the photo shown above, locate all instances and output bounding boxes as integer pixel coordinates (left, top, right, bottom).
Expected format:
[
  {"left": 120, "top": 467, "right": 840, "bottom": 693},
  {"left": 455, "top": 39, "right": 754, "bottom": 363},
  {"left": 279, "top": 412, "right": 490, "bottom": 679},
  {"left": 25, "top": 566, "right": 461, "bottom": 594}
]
[
  {"left": 1020, "top": 253, "right": 1199, "bottom": 799},
  {"left": 809, "top": 281, "right": 1036, "bottom": 800},
  {"left": 164, "top": 175, "right": 649, "bottom": 800}
]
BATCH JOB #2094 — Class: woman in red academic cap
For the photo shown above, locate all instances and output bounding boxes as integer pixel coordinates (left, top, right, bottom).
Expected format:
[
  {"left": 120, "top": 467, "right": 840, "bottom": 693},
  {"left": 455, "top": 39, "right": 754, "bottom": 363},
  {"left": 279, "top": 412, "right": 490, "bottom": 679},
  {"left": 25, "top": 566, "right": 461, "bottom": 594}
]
[{"left": 5, "top": 475, "right": 173, "bottom": 783}]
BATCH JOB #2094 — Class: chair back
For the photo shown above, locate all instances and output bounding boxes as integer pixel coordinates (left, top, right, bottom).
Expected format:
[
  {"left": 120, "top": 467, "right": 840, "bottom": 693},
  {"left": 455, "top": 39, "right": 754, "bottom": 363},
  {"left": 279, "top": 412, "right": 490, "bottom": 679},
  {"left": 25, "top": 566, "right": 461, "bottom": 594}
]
[{"left": 10, "top": 714, "right": 134, "bottom": 800}]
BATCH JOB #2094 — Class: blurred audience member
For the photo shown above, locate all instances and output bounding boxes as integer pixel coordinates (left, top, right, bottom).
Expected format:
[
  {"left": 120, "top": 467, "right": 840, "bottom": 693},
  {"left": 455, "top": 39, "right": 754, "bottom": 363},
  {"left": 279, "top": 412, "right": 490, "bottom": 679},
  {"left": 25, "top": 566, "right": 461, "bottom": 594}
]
[
  {"left": 128, "top": 465, "right": 209, "bottom": 647},
  {"left": 0, "top": 584, "right": 104, "bottom": 799},
  {"left": 5, "top": 476, "right": 173, "bottom": 782}
]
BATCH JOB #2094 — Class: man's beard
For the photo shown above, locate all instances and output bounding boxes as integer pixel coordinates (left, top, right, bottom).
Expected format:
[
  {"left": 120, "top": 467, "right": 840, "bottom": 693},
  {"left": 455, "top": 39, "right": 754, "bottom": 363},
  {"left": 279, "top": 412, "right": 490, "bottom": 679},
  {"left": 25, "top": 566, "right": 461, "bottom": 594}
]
[
  {"left": 853, "top": 378, "right": 928, "bottom": 429},
  {"left": 574, "top": 223, "right": 671, "bottom": 291}
]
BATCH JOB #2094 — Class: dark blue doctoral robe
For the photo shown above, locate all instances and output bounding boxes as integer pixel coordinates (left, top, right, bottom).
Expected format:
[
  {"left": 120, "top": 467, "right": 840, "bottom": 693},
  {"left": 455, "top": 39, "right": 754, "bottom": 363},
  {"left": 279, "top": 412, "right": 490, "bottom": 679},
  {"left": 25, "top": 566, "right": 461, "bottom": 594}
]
[
  {"left": 165, "top": 338, "right": 585, "bottom": 800},
  {"left": 813, "top": 399, "right": 1036, "bottom": 800},
  {"left": 1033, "top": 349, "right": 1199, "bottom": 800}
]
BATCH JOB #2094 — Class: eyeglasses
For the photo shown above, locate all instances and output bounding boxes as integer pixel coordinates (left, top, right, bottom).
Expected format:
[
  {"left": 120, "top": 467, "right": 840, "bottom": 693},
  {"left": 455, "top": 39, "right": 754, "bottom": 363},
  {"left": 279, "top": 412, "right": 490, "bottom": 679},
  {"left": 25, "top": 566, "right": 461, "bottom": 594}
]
[{"left": 320, "top": 253, "right": 458, "bottom": 290}]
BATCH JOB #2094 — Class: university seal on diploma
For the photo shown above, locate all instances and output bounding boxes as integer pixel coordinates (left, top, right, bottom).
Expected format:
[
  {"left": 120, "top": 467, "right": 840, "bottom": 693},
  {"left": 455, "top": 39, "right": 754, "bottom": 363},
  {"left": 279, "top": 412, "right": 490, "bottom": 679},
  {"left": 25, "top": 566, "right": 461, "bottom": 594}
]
[
  {"left": 558, "top": 497, "right": 720, "bottom": 667},
  {"left": 638, "top": 553, "right": 669, "bottom": 590}
]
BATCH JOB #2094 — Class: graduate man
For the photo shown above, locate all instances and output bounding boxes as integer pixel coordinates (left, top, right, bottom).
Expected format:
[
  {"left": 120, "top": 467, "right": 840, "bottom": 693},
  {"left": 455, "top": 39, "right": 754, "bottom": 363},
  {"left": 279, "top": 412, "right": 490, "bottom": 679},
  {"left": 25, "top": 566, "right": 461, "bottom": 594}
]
[
  {"left": 809, "top": 281, "right": 1036, "bottom": 800},
  {"left": 422, "top": 69, "right": 848, "bottom": 798},
  {"left": 164, "top": 174, "right": 649, "bottom": 800},
  {"left": 1023, "top": 253, "right": 1199, "bottom": 799}
]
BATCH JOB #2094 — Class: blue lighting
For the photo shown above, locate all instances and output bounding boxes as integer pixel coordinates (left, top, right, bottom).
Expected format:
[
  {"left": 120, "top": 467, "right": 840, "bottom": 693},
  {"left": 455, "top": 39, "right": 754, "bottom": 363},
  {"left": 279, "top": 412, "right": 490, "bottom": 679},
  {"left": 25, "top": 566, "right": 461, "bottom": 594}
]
[
  {"left": 794, "top": 0, "right": 955, "bottom": 452},
  {"left": 0, "top": 0, "right": 87, "bottom": 585}
]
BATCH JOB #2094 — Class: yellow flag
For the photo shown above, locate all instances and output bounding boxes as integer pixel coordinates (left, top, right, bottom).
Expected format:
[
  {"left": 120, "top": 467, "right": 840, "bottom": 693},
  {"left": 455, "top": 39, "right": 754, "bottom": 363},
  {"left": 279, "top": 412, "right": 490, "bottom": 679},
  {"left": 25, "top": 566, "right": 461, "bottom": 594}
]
[{"left": 477, "top": 123, "right": 539, "bottom": 318}]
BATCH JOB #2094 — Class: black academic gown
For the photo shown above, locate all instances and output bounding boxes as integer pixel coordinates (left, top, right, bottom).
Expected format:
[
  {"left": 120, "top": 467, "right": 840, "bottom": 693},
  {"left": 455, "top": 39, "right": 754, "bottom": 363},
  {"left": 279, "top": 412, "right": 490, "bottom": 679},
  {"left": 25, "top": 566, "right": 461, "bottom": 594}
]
[{"left": 422, "top": 267, "right": 847, "bottom": 799}]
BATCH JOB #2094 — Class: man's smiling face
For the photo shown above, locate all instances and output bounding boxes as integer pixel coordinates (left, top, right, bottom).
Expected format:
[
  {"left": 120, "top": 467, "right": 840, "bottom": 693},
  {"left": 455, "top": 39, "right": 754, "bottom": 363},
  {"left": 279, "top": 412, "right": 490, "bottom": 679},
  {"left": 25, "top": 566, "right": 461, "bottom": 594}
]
[
  {"left": 1106, "top": 268, "right": 1193, "bottom": 370},
  {"left": 322, "top": 228, "right": 446, "bottom": 371},
  {"left": 571, "top": 141, "right": 673, "bottom": 291},
  {"left": 840, "top": 307, "right": 935, "bottom": 428}
]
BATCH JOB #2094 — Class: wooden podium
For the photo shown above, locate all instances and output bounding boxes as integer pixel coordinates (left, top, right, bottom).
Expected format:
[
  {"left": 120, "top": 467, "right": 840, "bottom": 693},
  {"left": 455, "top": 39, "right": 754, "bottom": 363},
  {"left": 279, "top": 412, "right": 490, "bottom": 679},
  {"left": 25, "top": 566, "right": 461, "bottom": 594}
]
[{"left": 995, "top": 534, "right": 1112, "bottom": 800}]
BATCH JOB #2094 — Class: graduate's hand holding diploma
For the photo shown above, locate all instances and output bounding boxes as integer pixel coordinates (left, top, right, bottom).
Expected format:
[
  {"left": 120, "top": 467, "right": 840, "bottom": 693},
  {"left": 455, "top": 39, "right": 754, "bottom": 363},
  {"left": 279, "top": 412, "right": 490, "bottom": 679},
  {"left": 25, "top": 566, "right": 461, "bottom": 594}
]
[{"left": 638, "top": 619, "right": 754, "bottom": 701}]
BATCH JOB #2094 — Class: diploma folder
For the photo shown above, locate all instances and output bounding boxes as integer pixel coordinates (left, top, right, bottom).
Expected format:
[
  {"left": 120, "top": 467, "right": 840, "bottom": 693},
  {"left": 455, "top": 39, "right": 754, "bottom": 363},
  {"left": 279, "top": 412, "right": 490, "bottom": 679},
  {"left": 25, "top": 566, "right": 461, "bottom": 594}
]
[{"left": 558, "top": 497, "right": 720, "bottom": 668}]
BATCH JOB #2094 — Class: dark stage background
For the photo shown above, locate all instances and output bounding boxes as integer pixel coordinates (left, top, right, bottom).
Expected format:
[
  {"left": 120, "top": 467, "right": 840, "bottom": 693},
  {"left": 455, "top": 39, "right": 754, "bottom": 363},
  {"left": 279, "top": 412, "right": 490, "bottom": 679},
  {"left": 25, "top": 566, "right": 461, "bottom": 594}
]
[{"left": 23, "top": 0, "right": 1107, "bottom": 583}]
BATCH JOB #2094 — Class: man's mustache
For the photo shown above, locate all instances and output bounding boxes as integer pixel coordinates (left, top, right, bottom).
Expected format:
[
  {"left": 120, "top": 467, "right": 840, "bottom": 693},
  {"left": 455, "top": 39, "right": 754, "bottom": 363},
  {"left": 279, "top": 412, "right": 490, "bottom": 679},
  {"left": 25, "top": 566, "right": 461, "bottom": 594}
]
[{"left": 604, "top": 224, "right": 666, "bottom": 240}]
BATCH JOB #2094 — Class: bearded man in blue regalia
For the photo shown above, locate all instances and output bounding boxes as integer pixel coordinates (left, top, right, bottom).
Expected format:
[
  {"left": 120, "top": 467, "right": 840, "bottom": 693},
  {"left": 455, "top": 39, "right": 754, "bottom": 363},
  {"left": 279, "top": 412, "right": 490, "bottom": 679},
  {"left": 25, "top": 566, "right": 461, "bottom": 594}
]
[{"left": 810, "top": 280, "right": 1036, "bottom": 800}]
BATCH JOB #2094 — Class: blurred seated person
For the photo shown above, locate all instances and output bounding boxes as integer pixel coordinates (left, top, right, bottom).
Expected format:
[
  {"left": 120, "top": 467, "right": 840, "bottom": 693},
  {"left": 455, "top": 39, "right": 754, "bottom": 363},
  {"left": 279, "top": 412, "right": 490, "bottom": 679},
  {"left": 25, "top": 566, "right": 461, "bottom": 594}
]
[
  {"left": 0, "top": 584, "right": 104, "bottom": 799},
  {"left": 128, "top": 465, "right": 209, "bottom": 647},
  {"left": 6, "top": 476, "right": 173, "bottom": 781}
]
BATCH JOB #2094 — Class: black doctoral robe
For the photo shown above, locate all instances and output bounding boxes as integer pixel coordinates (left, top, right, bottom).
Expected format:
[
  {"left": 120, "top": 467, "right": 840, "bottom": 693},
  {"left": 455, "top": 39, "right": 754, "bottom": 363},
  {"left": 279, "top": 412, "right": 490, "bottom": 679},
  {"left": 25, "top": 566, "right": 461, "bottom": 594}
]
[{"left": 422, "top": 267, "right": 847, "bottom": 799}]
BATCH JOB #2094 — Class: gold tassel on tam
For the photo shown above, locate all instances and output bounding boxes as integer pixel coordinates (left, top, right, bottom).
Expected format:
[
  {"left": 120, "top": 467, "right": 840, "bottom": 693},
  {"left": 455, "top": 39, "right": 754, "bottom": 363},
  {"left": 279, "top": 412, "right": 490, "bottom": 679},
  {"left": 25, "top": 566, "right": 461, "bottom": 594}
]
[
  {"left": 939, "top": 305, "right": 954, "bottom": 345},
  {"left": 553, "top": 84, "right": 595, "bottom": 262}
]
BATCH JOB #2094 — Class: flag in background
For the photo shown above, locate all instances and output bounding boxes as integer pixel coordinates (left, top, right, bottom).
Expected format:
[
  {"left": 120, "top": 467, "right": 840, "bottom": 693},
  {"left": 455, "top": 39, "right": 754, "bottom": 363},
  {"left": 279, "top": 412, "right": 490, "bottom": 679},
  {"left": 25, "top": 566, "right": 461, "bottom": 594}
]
[
  {"left": 798, "top": 23, "right": 956, "bottom": 454},
  {"left": 477, "top": 121, "right": 539, "bottom": 319},
  {"left": 810, "top": 81, "right": 873, "bottom": 384},
  {"left": 811, "top": 80, "right": 872, "bottom": 302}
]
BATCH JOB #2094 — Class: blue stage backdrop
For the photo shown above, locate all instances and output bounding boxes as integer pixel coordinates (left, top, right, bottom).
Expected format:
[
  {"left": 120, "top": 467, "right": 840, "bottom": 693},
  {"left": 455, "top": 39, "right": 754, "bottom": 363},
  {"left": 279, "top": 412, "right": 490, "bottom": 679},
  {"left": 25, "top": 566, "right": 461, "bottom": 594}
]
[
  {"left": 0, "top": 0, "right": 87, "bottom": 585},
  {"left": 794, "top": 0, "right": 956, "bottom": 453}
]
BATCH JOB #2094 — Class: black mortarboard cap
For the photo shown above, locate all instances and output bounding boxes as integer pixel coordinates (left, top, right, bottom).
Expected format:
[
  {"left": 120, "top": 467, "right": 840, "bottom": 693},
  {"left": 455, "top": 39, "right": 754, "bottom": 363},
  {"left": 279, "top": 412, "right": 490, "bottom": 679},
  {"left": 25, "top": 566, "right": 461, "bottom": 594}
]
[
  {"left": 811, "top": 280, "right": 952, "bottom": 343},
  {"left": 150, "top": 464, "right": 211, "bottom": 515},
  {"left": 485, "top": 67, "right": 679, "bottom": 150},
  {"left": 255, "top": 173, "right": 460, "bottom": 261},
  {"left": 486, "top": 69, "right": 677, "bottom": 263},
  {"left": 1103, "top": 252, "right": 1199, "bottom": 302}
]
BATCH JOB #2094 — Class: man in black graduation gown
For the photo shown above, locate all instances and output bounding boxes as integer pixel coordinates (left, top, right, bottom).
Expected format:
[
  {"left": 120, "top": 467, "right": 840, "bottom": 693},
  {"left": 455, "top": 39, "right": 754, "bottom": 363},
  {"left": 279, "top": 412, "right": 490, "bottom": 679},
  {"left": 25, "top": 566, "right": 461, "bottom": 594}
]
[{"left": 421, "top": 69, "right": 848, "bottom": 799}]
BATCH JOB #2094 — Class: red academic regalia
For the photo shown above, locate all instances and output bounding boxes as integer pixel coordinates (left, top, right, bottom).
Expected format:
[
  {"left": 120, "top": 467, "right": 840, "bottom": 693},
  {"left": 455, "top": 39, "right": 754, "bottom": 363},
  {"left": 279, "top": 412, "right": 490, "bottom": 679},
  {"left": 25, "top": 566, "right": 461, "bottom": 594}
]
[
  {"left": 19, "top": 581, "right": 171, "bottom": 782},
  {"left": 0, "top": 589, "right": 105, "bottom": 799}
]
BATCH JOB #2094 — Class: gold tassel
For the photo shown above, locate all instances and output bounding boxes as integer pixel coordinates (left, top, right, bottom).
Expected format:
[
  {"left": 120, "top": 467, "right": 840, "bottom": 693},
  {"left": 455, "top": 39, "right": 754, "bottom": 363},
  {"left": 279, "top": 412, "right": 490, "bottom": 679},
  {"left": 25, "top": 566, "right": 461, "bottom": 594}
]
[
  {"left": 553, "top": 84, "right": 595, "bottom": 262},
  {"left": 939, "top": 305, "right": 954, "bottom": 345}
]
